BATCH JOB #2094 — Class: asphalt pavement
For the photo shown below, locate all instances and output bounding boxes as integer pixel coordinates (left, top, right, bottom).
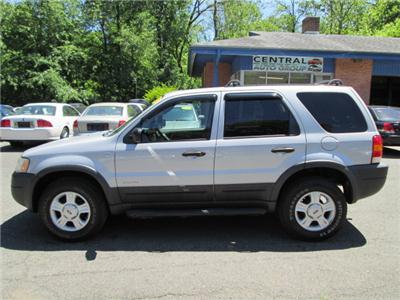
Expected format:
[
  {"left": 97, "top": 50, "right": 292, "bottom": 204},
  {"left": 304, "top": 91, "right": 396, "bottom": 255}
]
[{"left": 1, "top": 142, "right": 399, "bottom": 299}]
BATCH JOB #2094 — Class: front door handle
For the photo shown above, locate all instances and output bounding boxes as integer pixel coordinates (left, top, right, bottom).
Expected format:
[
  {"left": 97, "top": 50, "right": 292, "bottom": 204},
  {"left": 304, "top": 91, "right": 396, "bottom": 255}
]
[
  {"left": 271, "top": 147, "right": 295, "bottom": 153},
  {"left": 182, "top": 151, "right": 206, "bottom": 157}
]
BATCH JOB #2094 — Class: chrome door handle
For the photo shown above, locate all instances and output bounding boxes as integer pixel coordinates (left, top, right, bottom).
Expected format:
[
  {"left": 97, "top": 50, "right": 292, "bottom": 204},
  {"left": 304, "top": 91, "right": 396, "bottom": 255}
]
[
  {"left": 271, "top": 147, "right": 295, "bottom": 153},
  {"left": 182, "top": 151, "right": 206, "bottom": 157}
]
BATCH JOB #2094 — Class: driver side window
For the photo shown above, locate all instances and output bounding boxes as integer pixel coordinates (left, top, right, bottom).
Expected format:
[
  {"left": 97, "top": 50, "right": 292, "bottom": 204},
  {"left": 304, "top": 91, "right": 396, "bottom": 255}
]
[{"left": 139, "top": 95, "right": 216, "bottom": 143}]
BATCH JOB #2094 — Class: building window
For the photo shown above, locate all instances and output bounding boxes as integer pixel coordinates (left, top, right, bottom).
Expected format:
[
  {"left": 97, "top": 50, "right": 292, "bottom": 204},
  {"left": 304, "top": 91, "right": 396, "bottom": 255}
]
[
  {"left": 291, "top": 73, "right": 311, "bottom": 84},
  {"left": 267, "top": 72, "right": 289, "bottom": 84},
  {"left": 243, "top": 71, "right": 266, "bottom": 85},
  {"left": 241, "top": 70, "right": 333, "bottom": 85}
]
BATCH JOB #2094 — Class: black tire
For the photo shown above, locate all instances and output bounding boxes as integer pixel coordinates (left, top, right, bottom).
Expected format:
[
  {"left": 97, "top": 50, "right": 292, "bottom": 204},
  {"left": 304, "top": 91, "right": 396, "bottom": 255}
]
[
  {"left": 9, "top": 141, "right": 23, "bottom": 147},
  {"left": 60, "top": 127, "right": 69, "bottom": 139},
  {"left": 278, "top": 177, "right": 347, "bottom": 241},
  {"left": 38, "top": 178, "right": 108, "bottom": 241}
]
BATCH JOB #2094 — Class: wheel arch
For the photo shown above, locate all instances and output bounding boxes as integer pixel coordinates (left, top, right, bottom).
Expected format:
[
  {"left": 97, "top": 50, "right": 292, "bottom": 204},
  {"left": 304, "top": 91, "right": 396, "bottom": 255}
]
[
  {"left": 31, "top": 166, "right": 120, "bottom": 212},
  {"left": 271, "top": 162, "right": 358, "bottom": 207}
]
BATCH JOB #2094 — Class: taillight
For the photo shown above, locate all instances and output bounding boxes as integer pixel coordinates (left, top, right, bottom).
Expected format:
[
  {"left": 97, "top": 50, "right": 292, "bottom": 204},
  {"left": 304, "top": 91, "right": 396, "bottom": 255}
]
[
  {"left": 118, "top": 120, "right": 126, "bottom": 127},
  {"left": 1, "top": 119, "right": 11, "bottom": 127},
  {"left": 371, "top": 135, "right": 383, "bottom": 164},
  {"left": 73, "top": 120, "right": 78, "bottom": 128},
  {"left": 37, "top": 119, "right": 53, "bottom": 127},
  {"left": 383, "top": 122, "right": 394, "bottom": 133}
]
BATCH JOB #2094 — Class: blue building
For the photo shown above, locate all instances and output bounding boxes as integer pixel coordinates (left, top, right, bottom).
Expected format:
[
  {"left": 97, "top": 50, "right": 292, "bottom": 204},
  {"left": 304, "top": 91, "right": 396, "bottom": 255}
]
[{"left": 189, "top": 17, "right": 400, "bottom": 106}]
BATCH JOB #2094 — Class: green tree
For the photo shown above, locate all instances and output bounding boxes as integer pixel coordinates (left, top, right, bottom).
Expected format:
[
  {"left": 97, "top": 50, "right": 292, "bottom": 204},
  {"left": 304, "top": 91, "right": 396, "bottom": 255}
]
[
  {"left": 212, "top": 0, "right": 271, "bottom": 39},
  {"left": 319, "top": 0, "right": 368, "bottom": 34}
]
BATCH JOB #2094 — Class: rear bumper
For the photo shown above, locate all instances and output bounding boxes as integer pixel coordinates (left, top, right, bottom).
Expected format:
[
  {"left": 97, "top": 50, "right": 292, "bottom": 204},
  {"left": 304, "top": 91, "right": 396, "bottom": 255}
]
[
  {"left": 11, "top": 172, "right": 35, "bottom": 210},
  {"left": 348, "top": 163, "right": 388, "bottom": 202},
  {"left": 0, "top": 127, "right": 61, "bottom": 141},
  {"left": 382, "top": 134, "right": 400, "bottom": 146}
]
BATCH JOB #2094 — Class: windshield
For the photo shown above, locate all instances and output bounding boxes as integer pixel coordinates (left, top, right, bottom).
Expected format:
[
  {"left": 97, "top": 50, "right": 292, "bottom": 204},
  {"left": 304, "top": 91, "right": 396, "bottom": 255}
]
[
  {"left": 103, "top": 116, "right": 136, "bottom": 137},
  {"left": 0, "top": 107, "right": 14, "bottom": 117},
  {"left": 20, "top": 105, "right": 56, "bottom": 116},
  {"left": 84, "top": 106, "right": 123, "bottom": 116},
  {"left": 373, "top": 108, "right": 400, "bottom": 121},
  {"left": 164, "top": 105, "right": 196, "bottom": 121}
]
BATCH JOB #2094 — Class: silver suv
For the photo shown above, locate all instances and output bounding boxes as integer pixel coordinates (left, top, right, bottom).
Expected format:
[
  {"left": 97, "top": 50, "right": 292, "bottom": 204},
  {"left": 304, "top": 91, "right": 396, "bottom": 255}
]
[{"left": 11, "top": 85, "right": 388, "bottom": 241}]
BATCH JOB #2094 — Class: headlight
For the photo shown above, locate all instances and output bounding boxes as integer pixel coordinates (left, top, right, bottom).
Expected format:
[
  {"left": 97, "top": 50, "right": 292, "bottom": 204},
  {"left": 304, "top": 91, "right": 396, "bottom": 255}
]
[{"left": 15, "top": 157, "right": 30, "bottom": 173}]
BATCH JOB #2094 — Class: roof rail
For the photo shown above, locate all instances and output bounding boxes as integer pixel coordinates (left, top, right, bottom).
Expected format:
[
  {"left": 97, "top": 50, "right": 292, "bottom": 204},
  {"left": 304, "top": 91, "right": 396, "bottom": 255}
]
[
  {"left": 316, "top": 79, "right": 343, "bottom": 86},
  {"left": 225, "top": 79, "right": 241, "bottom": 87}
]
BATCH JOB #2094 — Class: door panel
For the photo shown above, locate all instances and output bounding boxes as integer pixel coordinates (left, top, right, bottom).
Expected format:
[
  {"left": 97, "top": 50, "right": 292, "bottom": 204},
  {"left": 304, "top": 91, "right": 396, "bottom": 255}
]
[
  {"left": 115, "top": 93, "right": 219, "bottom": 205},
  {"left": 115, "top": 141, "right": 215, "bottom": 203},
  {"left": 214, "top": 92, "right": 306, "bottom": 203}
]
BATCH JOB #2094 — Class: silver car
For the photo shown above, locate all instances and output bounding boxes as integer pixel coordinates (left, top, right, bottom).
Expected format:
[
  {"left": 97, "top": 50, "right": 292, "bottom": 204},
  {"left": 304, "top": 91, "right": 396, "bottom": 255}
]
[
  {"left": 73, "top": 102, "right": 143, "bottom": 135},
  {"left": 11, "top": 85, "right": 388, "bottom": 241}
]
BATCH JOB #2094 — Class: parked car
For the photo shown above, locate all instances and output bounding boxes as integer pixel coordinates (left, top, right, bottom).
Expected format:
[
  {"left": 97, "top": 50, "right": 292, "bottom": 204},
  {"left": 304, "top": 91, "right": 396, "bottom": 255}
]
[
  {"left": 368, "top": 106, "right": 400, "bottom": 146},
  {"left": 73, "top": 102, "right": 143, "bottom": 135},
  {"left": 0, "top": 104, "right": 15, "bottom": 119},
  {"left": 69, "top": 103, "right": 87, "bottom": 114},
  {"left": 13, "top": 107, "right": 22, "bottom": 114},
  {"left": 128, "top": 98, "right": 150, "bottom": 109},
  {"left": 0, "top": 103, "right": 80, "bottom": 146},
  {"left": 11, "top": 85, "right": 388, "bottom": 241}
]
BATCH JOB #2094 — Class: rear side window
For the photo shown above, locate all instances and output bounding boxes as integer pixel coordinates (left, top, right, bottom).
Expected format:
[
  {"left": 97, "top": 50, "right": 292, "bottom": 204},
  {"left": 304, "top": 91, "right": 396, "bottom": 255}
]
[
  {"left": 224, "top": 94, "right": 300, "bottom": 138},
  {"left": 127, "top": 105, "right": 141, "bottom": 117},
  {"left": 297, "top": 92, "right": 367, "bottom": 133}
]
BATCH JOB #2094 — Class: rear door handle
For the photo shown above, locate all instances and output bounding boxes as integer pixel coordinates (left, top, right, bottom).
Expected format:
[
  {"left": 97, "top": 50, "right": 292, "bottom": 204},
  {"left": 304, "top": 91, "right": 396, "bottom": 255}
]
[
  {"left": 182, "top": 151, "right": 206, "bottom": 157},
  {"left": 271, "top": 147, "right": 295, "bottom": 153}
]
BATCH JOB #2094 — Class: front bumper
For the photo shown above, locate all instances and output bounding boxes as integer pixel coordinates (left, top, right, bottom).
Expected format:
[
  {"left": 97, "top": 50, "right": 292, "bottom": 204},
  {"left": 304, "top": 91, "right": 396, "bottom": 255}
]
[
  {"left": 348, "top": 163, "right": 388, "bottom": 202},
  {"left": 0, "top": 127, "right": 61, "bottom": 141},
  {"left": 11, "top": 172, "right": 35, "bottom": 210}
]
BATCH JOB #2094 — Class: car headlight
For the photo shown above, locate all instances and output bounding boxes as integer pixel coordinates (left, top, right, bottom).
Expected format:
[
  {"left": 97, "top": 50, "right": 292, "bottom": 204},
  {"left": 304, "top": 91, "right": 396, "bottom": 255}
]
[{"left": 15, "top": 157, "right": 30, "bottom": 173}]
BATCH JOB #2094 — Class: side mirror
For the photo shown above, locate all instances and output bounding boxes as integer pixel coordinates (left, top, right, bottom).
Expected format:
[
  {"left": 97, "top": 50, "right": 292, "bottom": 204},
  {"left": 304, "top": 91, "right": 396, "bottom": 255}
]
[
  {"left": 123, "top": 127, "right": 144, "bottom": 144},
  {"left": 130, "top": 128, "right": 142, "bottom": 144}
]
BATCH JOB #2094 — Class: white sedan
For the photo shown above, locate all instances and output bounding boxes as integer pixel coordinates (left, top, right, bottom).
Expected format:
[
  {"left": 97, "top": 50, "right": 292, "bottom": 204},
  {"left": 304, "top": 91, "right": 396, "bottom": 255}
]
[
  {"left": 0, "top": 103, "right": 80, "bottom": 146},
  {"left": 73, "top": 102, "right": 144, "bottom": 135}
]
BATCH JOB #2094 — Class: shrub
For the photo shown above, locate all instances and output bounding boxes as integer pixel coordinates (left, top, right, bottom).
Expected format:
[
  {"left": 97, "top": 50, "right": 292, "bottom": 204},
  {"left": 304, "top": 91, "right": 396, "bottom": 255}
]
[{"left": 144, "top": 84, "right": 177, "bottom": 104}]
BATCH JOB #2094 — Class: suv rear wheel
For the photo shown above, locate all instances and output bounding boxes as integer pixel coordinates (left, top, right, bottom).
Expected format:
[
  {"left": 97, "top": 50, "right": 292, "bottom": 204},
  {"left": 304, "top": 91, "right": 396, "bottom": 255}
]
[
  {"left": 39, "top": 178, "right": 108, "bottom": 241},
  {"left": 278, "top": 177, "right": 347, "bottom": 241}
]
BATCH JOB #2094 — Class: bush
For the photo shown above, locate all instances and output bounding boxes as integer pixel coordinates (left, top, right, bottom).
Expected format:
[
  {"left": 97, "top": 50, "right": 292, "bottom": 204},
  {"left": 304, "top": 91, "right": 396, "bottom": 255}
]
[{"left": 144, "top": 84, "right": 177, "bottom": 104}]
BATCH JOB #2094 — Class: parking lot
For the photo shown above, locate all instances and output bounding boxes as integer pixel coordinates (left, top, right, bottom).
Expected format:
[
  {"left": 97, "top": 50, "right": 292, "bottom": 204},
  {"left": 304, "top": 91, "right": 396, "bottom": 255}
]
[{"left": 1, "top": 141, "right": 399, "bottom": 299}]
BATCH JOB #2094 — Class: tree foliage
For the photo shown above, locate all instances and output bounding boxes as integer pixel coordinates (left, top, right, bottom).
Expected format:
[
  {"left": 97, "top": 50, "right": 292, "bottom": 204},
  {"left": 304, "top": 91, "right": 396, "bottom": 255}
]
[{"left": 1, "top": 0, "right": 399, "bottom": 106}]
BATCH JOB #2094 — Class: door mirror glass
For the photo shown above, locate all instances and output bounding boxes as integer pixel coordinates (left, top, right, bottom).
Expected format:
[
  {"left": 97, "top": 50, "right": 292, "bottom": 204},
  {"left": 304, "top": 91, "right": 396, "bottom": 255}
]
[{"left": 131, "top": 128, "right": 142, "bottom": 144}]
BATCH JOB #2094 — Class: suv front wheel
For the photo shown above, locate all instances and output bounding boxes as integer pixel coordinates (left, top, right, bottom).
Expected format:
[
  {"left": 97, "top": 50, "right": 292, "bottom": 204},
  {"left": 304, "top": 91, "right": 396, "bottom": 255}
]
[
  {"left": 278, "top": 177, "right": 347, "bottom": 241},
  {"left": 39, "top": 178, "right": 108, "bottom": 241}
]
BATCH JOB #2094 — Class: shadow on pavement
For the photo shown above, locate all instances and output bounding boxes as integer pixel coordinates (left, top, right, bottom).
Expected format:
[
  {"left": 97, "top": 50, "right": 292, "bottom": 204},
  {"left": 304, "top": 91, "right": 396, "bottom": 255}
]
[
  {"left": 1, "top": 211, "right": 366, "bottom": 254},
  {"left": 383, "top": 147, "right": 400, "bottom": 159},
  {"left": 0, "top": 143, "right": 44, "bottom": 153}
]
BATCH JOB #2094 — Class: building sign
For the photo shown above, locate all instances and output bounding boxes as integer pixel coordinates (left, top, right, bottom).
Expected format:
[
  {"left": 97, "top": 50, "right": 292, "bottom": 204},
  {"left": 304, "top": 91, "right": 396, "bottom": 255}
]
[{"left": 253, "top": 55, "right": 324, "bottom": 73}]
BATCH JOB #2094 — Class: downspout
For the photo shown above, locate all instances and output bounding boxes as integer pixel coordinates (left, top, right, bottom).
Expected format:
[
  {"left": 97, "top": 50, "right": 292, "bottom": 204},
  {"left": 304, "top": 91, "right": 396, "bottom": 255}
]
[{"left": 212, "top": 49, "right": 221, "bottom": 87}]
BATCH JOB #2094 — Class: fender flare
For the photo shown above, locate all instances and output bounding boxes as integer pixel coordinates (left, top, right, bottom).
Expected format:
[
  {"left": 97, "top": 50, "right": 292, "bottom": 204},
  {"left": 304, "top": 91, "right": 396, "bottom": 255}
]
[
  {"left": 32, "top": 165, "right": 121, "bottom": 209},
  {"left": 270, "top": 161, "right": 358, "bottom": 202}
]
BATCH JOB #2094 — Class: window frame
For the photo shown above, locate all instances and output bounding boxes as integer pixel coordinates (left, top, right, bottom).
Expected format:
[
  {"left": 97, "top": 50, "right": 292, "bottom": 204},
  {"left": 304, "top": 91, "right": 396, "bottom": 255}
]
[
  {"left": 127, "top": 104, "right": 141, "bottom": 118},
  {"left": 64, "top": 105, "right": 80, "bottom": 117},
  {"left": 123, "top": 94, "right": 218, "bottom": 144},
  {"left": 221, "top": 92, "right": 301, "bottom": 140}
]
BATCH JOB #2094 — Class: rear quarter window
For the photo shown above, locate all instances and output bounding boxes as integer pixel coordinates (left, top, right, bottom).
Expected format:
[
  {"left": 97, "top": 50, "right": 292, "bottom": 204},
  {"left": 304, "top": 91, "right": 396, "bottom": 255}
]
[{"left": 297, "top": 92, "right": 367, "bottom": 133}]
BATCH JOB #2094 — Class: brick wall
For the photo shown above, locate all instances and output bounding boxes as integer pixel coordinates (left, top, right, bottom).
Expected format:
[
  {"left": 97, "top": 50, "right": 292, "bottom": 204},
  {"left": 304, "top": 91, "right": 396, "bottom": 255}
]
[
  {"left": 202, "top": 62, "right": 232, "bottom": 87},
  {"left": 335, "top": 58, "right": 372, "bottom": 104}
]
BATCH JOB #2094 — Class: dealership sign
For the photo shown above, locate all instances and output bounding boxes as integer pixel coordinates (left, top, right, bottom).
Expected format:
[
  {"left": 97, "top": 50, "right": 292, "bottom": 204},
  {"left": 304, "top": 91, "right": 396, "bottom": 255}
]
[{"left": 253, "top": 55, "right": 324, "bottom": 73}]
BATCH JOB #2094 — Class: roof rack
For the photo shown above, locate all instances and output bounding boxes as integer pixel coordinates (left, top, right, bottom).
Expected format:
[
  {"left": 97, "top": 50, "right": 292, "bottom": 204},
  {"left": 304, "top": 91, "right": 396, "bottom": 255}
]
[
  {"left": 225, "top": 79, "right": 241, "bottom": 87},
  {"left": 316, "top": 79, "right": 343, "bottom": 86}
]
